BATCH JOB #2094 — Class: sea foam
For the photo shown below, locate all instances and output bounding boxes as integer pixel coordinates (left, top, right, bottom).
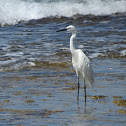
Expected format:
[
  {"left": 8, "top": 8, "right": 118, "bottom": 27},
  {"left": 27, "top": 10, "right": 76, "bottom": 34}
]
[{"left": 0, "top": 0, "right": 126, "bottom": 26}]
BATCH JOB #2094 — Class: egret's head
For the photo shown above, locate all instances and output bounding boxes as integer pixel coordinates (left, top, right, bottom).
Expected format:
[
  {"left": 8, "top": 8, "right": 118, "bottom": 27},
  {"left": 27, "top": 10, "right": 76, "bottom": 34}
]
[
  {"left": 57, "top": 25, "right": 76, "bottom": 33},
  {"left": 66, "top": 25, "right": 76, "bottom": 33}
]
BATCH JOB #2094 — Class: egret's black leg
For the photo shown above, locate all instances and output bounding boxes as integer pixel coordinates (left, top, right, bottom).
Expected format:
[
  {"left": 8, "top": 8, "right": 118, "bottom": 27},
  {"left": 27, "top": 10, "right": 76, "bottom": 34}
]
[
  {"left": 84, "top": 79, "right": 86, "bottom": 106},
  {"left": 77, "top": 76, "right": 80, "bottom": 102}
]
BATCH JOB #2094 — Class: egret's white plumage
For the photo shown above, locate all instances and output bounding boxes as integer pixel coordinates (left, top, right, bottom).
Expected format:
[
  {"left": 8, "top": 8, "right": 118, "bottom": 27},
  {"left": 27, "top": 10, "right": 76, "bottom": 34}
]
[
  {"left": 72, "top": 49, "right": 94, "bottom": 88},
  {"left": 57, "top": 25, "right": 94, "bottom": 104}
]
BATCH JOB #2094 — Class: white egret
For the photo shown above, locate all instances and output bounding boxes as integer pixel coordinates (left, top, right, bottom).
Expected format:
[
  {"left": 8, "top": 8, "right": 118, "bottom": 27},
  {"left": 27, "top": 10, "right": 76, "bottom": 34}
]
[{"left": 57, "top": 25, "right": 94, "bottom": 105}]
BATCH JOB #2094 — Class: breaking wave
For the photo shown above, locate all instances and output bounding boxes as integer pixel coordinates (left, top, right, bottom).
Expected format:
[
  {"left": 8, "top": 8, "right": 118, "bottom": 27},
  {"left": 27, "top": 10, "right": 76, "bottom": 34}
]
[{"left": 0, "top": 0, "right": 126, "bottom": 26}]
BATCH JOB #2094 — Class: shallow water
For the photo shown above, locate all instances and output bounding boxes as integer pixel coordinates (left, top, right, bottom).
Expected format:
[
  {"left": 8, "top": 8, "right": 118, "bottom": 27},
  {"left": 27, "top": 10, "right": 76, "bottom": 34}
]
[{"left": 0, "top": 0, "right": 126, "bottom": 125}]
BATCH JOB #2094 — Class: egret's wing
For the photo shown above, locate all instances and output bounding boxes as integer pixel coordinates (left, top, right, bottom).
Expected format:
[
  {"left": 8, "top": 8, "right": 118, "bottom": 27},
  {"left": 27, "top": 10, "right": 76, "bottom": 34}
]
[
  {"left": 72, "top": 49, "right": 84, "bottom": 73},
  {"left": 76, "top": 49, "right": 94, "bottom": 87}
]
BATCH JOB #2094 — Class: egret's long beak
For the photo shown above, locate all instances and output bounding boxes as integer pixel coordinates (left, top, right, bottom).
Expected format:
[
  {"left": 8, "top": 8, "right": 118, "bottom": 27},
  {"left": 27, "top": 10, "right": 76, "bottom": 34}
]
[{"left": 56, "top": 29, "right": 67, "bottom": 32}]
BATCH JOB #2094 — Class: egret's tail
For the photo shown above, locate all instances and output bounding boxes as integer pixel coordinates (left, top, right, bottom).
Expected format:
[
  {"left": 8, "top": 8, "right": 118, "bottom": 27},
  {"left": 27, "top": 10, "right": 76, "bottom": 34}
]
[{"left": 85, "top": 76, "right": 94, "bottom": 88}]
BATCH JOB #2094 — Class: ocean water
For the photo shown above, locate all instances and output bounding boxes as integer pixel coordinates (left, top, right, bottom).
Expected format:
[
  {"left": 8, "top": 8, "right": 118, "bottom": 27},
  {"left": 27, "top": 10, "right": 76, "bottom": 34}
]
[{"left": 0, "top": 0, "right": 126, "bottom": 125}]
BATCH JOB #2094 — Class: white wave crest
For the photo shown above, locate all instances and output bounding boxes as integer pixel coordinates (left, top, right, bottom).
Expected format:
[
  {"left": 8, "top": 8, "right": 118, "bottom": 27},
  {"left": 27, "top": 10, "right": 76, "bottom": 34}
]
[{"left": 0, "top": 0, "right": 126, "bottom": 26}]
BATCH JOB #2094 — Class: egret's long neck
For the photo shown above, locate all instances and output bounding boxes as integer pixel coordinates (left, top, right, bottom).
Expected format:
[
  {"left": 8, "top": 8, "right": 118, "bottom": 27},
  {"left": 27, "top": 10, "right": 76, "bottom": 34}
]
[{"left": 70, "top": 32, "right": 76, "bottom": 54}]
